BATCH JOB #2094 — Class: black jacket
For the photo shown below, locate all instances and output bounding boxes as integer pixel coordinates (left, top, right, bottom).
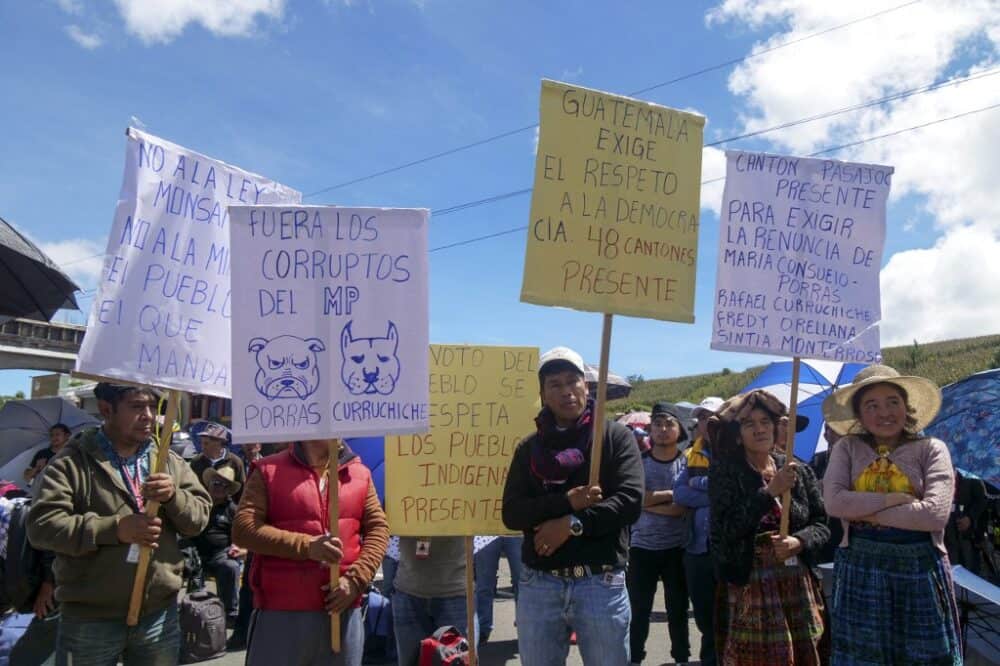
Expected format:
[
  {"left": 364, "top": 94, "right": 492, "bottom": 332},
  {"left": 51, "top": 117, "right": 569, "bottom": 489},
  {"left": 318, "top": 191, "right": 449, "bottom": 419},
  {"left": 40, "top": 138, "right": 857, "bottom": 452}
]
[
  {"left": 709, "top": 453, "right": 829, "bottom": 586},
  {"left": 502, "top": 419, "right": 643, "bottom": 570}
]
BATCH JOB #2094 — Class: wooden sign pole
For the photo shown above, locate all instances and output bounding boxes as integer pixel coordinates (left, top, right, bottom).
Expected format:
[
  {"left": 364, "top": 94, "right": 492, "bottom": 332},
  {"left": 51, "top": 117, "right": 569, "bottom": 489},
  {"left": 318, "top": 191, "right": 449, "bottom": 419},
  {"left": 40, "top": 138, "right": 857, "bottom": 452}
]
[
  {"left": 587, "top": 314, "right": 614, "bottom": 486},
  {"left": 779, "top": 357, "right": 801, "bottom": 538},
  {"left": 328, "top": 439, "right": 342, "bottom": 653},
  {"left": 126, "top": 389, "right": 179, "bottom": 626},
  {"left": 465, "top": 536, "right": 478, "bottom": 666}
]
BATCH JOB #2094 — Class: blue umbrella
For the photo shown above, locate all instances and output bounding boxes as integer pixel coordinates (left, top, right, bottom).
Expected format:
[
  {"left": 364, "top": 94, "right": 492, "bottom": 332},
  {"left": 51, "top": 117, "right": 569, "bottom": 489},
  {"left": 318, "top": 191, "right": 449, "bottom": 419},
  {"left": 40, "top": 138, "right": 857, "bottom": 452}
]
[
  {"left": 742, "top": 360, "right": 867, "bottom": 461},
  {"left": 925, "top": 368, "right": 1000, "bottom": 490},
  {"left": 345, "top": 436, "right": 385, "bottom": 504}
]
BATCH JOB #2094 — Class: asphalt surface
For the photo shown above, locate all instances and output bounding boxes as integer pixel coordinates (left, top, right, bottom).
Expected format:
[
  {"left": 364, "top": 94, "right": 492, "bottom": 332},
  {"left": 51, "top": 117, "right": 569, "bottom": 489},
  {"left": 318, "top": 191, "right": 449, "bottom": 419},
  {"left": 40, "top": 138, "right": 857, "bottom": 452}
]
[{"left": 208, "top": 557, "right": 703, "bottom": 665}]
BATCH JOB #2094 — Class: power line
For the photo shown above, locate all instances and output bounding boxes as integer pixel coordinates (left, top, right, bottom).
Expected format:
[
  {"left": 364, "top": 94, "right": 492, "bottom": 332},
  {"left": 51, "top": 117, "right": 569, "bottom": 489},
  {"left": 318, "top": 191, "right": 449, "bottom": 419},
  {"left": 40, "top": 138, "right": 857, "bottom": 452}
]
[
  {"left": 56, "top": 62, "right": 995, "bottom": 267},
  {"left": 705, "top": 66, "right": 999, "bottom": 148},
  {"left": 427, "top": 102, "right": 1000, "bottom": 253},
  {"left": 303, "top": 0, "right": 923, "bottom": 198},
  {"left": 430, "top": 67, "right": 998, "bottom": 214}
]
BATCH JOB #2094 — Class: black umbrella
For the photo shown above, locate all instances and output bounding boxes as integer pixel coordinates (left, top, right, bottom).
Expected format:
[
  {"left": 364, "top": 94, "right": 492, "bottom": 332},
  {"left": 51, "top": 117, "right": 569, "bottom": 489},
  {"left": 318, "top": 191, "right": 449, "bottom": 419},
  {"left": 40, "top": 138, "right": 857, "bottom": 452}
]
[
  {"left": 584, "top": 363, "right": 632, "bottom": 400},
  {"left": 0, "top": 216, "right": 80, "bottom": 321}
]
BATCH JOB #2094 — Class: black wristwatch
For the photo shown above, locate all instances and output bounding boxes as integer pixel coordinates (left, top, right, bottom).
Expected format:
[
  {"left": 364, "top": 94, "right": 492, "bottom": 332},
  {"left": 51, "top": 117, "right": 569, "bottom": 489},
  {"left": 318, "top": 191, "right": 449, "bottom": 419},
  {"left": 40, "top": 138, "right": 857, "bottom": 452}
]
[{"left": 568, "top": 514, "right": 584, "bottom": 537}]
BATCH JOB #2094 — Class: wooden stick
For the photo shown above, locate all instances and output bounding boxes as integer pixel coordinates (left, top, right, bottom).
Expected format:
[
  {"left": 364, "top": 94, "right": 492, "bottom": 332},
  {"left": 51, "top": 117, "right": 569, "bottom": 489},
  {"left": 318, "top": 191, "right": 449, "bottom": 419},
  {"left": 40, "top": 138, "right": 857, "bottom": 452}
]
[
  {"left": 588, "top": 314, "right": 614, "bottom": 487},
  {"left": 779, "top": 357, "right": 801, "bottom": 538},
  {"left": 328, "top": 439, "right": 342, "bottom": 653},
  {"left": 126, "top": 389, "right": 179, "bottom": 626},
  {"left": 465, "top": 536, "right": 478, "bottom": 666}
]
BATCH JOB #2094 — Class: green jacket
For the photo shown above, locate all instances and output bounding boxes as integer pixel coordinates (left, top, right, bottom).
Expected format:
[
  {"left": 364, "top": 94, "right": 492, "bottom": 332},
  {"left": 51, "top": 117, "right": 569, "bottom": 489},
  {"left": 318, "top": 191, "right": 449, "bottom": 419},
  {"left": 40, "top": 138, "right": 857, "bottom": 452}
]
[{"left": 27, "top": 428, "right": 211, "bottom": 619}]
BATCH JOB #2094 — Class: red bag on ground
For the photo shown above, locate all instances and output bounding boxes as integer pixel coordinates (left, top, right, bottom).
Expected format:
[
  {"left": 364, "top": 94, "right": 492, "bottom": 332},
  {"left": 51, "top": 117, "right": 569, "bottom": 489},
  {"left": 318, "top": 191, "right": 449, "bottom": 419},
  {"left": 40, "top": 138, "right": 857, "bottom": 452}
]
[{"left": 418, "top": 625, "right": 469, "bottom": 666}]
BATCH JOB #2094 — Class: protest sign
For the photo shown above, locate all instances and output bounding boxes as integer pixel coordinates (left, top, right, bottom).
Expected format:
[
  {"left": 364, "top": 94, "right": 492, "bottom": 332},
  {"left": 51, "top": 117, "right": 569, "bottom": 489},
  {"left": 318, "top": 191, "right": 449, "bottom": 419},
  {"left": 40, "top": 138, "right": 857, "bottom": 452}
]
[
  {"left": 229, "top": 205, "right": 429, "bottom": 443},
  {"left": 385, "top": 345, "right": 539, "bottom": 536},
  {"left": 521, "top": 80, "right": 705, "bottom": 322},
  {"left": 75, "top": 128, "right": 301, "bottom": 396},
  {"left": 711, "top": 151, "right": 892, "bottom": 362}
]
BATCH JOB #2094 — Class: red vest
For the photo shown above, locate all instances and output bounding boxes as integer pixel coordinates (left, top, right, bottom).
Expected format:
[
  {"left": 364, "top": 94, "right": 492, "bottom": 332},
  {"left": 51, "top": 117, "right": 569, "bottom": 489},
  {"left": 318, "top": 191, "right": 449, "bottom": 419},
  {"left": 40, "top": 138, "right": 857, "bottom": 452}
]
[{"left": 249, "top": 448, "right": 370, "bottom": 611}]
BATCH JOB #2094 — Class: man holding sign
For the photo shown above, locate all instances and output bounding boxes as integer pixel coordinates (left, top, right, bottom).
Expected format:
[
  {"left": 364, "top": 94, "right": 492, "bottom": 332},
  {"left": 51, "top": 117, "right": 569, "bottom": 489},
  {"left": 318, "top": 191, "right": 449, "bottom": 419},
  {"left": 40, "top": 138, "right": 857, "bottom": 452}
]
[
  {"left": 233, "top": 438, "right": 389, "bottom": 666},
  {"left": 502, "top": 347, "right": 643, "bottom": 665},
  {"left": 28, "top": 382, "right": 211, "bottom": 665}
]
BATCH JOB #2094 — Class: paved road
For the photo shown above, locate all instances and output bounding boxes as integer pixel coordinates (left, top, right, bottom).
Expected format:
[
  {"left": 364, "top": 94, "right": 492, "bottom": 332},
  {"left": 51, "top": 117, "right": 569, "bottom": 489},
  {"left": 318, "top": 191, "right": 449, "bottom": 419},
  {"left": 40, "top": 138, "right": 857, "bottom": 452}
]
[{"left": 209, "top": 558, "right": 705, "bottom": 666}]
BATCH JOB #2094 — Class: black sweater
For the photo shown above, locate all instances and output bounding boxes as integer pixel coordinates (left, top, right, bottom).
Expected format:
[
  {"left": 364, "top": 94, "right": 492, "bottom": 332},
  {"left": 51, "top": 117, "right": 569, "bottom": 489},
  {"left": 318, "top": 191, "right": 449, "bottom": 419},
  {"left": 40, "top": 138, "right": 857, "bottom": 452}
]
[
  {"left": 709, "top": 453, "right": 829, "bottom": 586},
  {"left": 502, "top": 420, "right": 643, "bottom": 570}
]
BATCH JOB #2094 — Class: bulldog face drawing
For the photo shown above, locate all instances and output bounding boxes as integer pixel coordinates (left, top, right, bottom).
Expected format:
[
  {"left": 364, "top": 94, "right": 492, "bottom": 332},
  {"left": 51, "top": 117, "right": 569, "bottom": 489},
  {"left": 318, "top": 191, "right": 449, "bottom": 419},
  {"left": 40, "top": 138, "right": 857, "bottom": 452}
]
[
  {"left": 248, "top": 335, "right": 326, "bottom": 400},
  {"left": 340, "top": 321, "right": 400, "bottom": 395}
]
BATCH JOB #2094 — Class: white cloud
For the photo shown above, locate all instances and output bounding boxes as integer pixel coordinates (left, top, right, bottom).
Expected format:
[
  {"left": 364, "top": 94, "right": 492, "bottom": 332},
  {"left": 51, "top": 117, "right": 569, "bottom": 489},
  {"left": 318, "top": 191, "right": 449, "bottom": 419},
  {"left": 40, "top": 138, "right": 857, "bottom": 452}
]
[
  {"left": 38, "top": 238, "right": 107, "bottom": 289},
  {"left": 708, "top": 0, "right": 1000, "bottom": 344},
  {"left": 64, "top": 24, "right": 102, "bottom": 49},
  {"left": 111, "top": 0, "right": 286, "bottom": 44},
  {"left": 700, "top": 146, "right": 726, "bottom": 215},
  {"left": 56, "top": 0, "right": 83, "bottom": 15},
  {"left": 879, "top": 225, "right": 1000, "bottom": 345}
]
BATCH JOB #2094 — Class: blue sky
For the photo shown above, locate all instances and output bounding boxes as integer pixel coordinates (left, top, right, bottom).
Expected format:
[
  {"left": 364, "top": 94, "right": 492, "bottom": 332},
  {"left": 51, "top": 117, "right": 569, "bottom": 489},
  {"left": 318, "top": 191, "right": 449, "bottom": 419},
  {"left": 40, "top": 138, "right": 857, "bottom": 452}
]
[{"left": 2, "top": 0, "right": 998, "bottom": 396}]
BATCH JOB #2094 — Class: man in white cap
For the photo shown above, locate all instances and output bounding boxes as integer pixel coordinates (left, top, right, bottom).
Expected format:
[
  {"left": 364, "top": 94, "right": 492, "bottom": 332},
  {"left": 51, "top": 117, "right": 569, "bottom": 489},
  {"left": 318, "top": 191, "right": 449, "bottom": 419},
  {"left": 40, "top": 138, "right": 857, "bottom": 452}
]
[
  {"left": 673, "top": 396, "right": 723, "bottom": 666},
  {"left": 502, "top": 346, "right": 643, "bottom": 665}
]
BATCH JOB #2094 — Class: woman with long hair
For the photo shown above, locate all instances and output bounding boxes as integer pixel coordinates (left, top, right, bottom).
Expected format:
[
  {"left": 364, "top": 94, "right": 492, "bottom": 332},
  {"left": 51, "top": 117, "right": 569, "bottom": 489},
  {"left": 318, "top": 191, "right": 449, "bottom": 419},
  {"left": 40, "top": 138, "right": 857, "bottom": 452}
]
[
  {"left": 708, "top": 389, "right": 829, "bottom": 665},
  {"left": 822, "top": 364, "right": 961, "bottom": 665}
]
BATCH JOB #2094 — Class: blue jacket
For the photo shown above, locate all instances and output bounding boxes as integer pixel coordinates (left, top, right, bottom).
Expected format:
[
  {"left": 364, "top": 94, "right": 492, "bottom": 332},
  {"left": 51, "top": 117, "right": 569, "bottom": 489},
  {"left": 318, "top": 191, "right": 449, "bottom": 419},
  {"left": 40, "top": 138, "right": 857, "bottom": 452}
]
[{"left": 673, "top": 439, "right": 711, "bottom": 555}]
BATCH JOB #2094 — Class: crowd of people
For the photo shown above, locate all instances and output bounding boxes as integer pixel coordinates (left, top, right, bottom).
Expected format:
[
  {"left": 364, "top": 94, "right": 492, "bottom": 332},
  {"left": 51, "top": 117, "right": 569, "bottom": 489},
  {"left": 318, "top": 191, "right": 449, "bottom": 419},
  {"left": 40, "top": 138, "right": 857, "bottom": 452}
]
[{"left": 0, "top": 346, "right": 992, "bottom": 665}]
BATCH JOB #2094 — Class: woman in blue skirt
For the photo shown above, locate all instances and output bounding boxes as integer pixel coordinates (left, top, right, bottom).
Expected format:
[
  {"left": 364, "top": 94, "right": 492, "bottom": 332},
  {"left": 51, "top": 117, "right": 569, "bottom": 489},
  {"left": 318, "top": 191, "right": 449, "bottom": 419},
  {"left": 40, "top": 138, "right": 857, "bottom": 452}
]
[{"left": 823, "top": 365, "right": 962, "bottom": 665}]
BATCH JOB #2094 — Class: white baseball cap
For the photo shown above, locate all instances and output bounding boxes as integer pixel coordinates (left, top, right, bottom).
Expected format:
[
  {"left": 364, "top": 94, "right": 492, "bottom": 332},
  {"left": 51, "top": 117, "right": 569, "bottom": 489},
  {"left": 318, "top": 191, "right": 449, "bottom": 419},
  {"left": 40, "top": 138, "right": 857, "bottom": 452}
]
[
  {"left": 538, "top": 346, "right": 586, "bottom": 375},
  {"left": 691, "top": 396, "right": 724, "bottom": 419}
]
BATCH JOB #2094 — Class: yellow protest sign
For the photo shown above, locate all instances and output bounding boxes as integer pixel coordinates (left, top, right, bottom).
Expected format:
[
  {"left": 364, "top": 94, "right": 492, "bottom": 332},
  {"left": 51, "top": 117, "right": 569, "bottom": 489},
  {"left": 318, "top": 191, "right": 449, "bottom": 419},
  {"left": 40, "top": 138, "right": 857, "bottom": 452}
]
[
  {"left": 521, "top": 80, "right": 705, "bottom": 322},
  {"left": 386, "top": 345, "right": 539, "bottom": 536}
]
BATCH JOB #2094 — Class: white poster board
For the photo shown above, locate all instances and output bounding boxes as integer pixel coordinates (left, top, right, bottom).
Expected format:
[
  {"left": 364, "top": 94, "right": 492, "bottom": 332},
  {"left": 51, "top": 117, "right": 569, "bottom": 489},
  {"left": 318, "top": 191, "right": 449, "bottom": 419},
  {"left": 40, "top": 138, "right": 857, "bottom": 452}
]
[
  {"left": 229, "top": 205, "right": 430, "bottom": 443},
  {"left": 711, "top": 151, "right": 892, "bottom": 362},
  {"left": 75, "top": 128, "right": 301, "bottom": 396}
]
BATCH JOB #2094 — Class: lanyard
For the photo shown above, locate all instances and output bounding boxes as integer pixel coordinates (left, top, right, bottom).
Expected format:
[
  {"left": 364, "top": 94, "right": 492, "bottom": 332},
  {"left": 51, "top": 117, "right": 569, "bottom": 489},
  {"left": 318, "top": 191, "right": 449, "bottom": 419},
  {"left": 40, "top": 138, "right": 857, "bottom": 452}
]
[{"left": 119, "top": 457, "right": 145, "bottom": 513}]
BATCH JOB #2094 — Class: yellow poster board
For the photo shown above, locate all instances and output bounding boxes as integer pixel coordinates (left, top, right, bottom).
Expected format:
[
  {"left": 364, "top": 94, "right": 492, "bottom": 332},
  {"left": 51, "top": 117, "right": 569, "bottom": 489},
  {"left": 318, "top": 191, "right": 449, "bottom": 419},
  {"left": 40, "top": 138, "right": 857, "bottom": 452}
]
[
  {"left": 521, "top": 80, "right": 705, "bottom": 322},
  {"left": 386, "top": 345, "right": 539, "bottom": 536}
]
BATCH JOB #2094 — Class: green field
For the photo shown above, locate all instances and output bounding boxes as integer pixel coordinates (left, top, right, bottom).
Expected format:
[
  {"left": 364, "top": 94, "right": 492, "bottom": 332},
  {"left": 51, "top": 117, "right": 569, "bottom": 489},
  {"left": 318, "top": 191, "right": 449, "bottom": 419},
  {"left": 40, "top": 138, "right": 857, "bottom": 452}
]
[{"left": 609, "top": 334, "right": 1000, "bottom": 413}]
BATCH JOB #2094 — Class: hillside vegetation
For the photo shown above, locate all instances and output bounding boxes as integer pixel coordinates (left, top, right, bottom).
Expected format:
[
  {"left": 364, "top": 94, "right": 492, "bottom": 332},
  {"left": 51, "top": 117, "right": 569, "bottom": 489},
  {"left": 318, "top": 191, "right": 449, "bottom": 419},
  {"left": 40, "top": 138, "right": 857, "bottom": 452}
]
[{"left": 610, "top": 334, "right": 1000, "bottom": 412}]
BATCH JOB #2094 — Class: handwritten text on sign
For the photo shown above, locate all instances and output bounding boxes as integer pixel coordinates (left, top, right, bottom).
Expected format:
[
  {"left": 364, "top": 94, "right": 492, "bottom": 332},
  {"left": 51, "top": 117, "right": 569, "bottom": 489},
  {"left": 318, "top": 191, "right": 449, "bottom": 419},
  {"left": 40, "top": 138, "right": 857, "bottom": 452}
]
[
  {"left": 521, "top": 80, "right": 705, "bottom": 322},
  {"left": 75, "top": 128, "right": 301, "bottom": 396},
  {"left": 386, "top": 345, "right": 539, "bottom": 536},
  {"left": 229, "top": 205, "right": 429, "bottom": 443},
  {"left": 711, "top": 151, "right": 892, "bottom": 362}
]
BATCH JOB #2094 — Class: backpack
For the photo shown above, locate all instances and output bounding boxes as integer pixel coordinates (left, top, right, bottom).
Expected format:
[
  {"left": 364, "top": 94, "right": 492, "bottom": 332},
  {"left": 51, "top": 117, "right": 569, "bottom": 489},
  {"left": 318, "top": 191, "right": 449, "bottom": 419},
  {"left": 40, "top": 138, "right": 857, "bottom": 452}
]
[
  {"left": 418, "top": 626, "right": 469, "bottom": 666},
  {"left": 178, "top": 589, "right": 227, "bottom": 663},
  {"left": 362, "top": 588, "right": 396, "bottom": 664},
  {"left": 2, "top": 500, "right": 42, "bottom": 614}
]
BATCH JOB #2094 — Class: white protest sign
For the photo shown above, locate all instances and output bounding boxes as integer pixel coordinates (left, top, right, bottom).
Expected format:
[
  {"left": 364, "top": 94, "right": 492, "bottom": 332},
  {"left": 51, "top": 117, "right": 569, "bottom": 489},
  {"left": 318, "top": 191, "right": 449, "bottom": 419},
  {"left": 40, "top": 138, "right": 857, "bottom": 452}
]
[
  {"left": 712, "top": 151, "right": 892, "bottom": 362},
  {"left": 229, "top": 205, "right": 430, "bottom": 443},
  {"left": 75, "top": 128, "right": 301, "bottom": 396}
]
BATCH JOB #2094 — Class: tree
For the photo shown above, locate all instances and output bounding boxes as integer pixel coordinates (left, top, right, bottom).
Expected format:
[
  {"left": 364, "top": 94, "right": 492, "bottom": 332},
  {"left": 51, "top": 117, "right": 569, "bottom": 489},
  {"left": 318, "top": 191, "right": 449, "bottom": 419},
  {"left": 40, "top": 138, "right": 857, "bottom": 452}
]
[{"left": 0, "top": 390, "right": 25, "bottom": 409}]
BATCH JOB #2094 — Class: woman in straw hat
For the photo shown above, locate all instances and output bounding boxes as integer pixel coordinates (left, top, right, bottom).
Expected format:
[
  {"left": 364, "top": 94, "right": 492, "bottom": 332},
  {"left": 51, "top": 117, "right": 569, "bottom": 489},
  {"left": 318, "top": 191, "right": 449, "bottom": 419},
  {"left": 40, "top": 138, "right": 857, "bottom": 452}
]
[
  {"left": 708, "top": 389, "right": 830, "bottom": 665},
  {"left": 822, "top": 364, "right": 961, "bottom": 665}
]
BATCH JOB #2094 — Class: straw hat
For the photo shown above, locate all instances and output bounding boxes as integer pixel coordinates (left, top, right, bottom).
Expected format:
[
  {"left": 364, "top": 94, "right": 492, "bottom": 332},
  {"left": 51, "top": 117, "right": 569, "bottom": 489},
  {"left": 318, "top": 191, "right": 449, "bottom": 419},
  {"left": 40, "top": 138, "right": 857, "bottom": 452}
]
[
  {"left": 821, "top": 364, "right": 941, "bottom": 436},
  {"left": 202, "top": 465, "right": 242, "bottom": 496}
]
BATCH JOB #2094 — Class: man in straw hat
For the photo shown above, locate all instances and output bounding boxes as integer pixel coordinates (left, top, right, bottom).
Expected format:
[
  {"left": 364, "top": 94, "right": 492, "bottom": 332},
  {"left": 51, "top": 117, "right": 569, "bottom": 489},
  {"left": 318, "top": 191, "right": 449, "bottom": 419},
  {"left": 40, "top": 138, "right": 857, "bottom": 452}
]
[
  {"left": 28, "top": 382, "right": 211, "bottom": 665},
  {"left": 821, "top": 364, "right": 962, "bottom": 664},
  {"left": 190, "top": 421, "right": 246, "bottom": 500},
  {"left": 192, "top": 465, "right": 245, "bottom": 627},
  {"left": 502, "top": 346, "right": 643, "bottom": 666},
  {"left": 233, "top": 439, "right": 389, "bottom": 666}
]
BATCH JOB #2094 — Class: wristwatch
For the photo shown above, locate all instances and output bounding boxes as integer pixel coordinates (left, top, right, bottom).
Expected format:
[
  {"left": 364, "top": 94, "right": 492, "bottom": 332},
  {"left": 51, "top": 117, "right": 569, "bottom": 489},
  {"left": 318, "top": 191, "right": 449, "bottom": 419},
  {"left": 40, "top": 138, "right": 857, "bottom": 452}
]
[{"left": 568, "top": 514, "right": 584, "bottom": 537}]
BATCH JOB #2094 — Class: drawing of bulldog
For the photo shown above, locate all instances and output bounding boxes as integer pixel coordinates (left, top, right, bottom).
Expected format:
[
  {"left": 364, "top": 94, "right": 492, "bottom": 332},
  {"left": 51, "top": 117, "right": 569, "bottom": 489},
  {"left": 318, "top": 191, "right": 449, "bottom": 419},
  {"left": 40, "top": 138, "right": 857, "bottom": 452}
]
[{"left": 248, "top": 335, "right": 326, "bottom": 400}]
